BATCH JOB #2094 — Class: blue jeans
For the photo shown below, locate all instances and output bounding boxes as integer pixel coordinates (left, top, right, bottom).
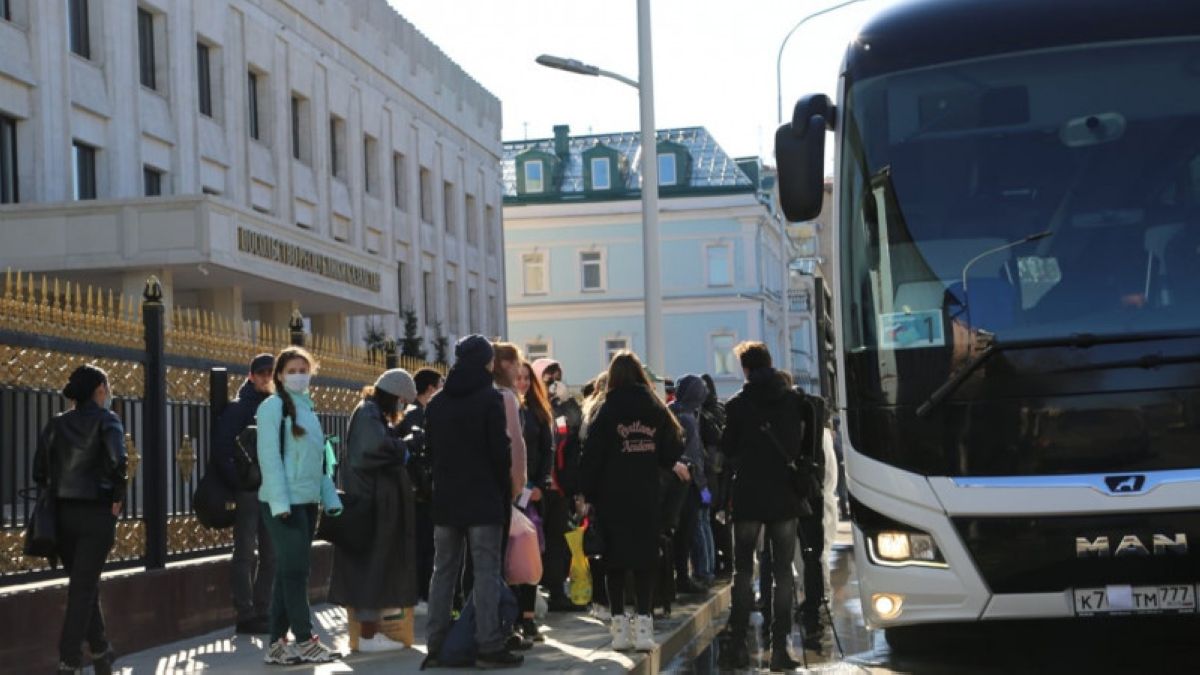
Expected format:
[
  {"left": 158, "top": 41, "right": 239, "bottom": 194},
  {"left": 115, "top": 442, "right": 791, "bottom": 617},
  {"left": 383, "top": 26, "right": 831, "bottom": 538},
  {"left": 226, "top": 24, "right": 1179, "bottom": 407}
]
[
  {"left": 427, "top": 524, "right": 505, "bottom": 655},
  {"left": 691, "top": 505, "right": 715, "bottom": 581}
]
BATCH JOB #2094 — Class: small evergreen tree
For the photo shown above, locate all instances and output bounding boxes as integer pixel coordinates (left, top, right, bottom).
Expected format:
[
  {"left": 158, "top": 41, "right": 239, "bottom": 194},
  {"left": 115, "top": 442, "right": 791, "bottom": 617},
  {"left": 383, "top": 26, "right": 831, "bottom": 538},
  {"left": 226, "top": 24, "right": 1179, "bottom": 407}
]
[
  {"left": 432, "top": 321, "right": 449, "bottom": 366},
  {"left": 363, "top": 321, "right": 389, "bottom": 363},
  {"left": 400, "top": 308, "right": 427, "bottom": 360}
]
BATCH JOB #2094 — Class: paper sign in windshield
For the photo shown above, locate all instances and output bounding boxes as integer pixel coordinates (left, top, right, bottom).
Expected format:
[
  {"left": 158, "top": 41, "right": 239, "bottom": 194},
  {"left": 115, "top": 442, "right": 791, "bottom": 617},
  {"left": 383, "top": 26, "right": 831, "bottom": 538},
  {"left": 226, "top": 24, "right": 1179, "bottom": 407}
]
[{"left": 879, "top": 310, "right": 945, "bottom": 349}]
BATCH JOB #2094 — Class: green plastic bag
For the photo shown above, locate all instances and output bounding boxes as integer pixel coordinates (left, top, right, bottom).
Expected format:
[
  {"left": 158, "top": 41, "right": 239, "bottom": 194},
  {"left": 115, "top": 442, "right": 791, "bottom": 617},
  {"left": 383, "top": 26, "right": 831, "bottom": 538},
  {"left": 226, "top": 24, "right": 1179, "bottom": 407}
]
[{"left": 565, "top": 526, "right": 592, "bottom": 606}]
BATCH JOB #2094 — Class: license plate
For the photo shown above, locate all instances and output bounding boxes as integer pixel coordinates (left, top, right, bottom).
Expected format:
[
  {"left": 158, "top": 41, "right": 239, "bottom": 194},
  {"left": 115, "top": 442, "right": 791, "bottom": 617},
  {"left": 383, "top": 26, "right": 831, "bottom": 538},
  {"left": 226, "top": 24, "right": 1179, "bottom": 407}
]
[{"left": 1072, "top": 584, "right": 1198, "bottom": 616}]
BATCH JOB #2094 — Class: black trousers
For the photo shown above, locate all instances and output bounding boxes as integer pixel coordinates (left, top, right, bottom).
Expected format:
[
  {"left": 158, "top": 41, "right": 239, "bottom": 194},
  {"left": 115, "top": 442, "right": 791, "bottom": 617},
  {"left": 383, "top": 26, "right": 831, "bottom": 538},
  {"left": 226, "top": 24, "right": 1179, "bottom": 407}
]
[
  {"left": 796, "top": 515, "right": 825, "bottom": 625},
  {"left": 57, "top": 500, "right": 117, "bottom": 665},
  {"left": 607, "top": 566, "right": 655, "bottom": 616},
  {"left": 731, "top": 519, "right": 796, "bottom": 652},
  {"left": 541, "top": 491, "right": 571, "bottom": 599},
  {"left": 673, "top": 485, "right": 700, "bottom": 582},
  {"left": 415, "top": 500, "right": 435, "bottom": 602}
]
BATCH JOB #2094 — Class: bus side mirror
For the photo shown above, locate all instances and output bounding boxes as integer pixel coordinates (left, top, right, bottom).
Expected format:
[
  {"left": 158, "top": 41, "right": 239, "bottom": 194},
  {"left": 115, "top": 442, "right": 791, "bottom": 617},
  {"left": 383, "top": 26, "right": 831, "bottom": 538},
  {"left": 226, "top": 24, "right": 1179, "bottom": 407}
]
[{"left": 775, "top": 93, "right": 834, "bottom": 223}]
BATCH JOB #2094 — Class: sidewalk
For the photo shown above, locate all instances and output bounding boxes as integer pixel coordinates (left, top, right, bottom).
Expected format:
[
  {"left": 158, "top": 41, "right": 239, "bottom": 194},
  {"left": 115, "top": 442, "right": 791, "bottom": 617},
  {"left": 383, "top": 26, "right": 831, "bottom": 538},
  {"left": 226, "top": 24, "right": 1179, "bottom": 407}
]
[{"left": 114, "top": 585, "right": 731, "bottom": 674}]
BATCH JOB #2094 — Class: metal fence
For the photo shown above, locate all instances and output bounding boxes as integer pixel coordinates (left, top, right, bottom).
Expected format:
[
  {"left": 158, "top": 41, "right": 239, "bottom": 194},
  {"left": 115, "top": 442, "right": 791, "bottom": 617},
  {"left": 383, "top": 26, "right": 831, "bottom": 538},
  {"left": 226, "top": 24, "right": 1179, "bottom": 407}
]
[{"left": 0, "top": 269, "right": 442, "bottom": 584}]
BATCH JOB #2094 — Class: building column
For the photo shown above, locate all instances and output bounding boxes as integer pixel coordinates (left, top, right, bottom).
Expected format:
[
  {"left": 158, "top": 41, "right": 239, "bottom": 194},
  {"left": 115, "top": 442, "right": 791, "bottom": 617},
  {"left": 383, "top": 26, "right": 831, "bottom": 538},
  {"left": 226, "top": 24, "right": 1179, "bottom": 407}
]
[
  {"left": 199, "top": 286, "right": 244, "bottom": 325},
  {"left": 311, "top": 312, "right": 348, "bottom": 344}
]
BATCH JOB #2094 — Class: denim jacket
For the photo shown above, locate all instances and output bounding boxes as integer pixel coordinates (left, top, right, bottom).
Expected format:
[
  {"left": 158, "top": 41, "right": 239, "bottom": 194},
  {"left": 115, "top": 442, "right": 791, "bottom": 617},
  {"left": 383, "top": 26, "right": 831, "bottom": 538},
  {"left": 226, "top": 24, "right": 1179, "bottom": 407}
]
[{"left": 256, "top": 391, "right": 343, "bottom": 517}]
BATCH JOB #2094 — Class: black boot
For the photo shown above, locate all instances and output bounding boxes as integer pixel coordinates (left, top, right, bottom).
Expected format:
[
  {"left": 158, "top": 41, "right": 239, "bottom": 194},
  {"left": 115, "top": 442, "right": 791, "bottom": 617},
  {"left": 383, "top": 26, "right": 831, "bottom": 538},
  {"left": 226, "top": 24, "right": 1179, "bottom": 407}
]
[
  {"left": 769, "top": 647, "right": 800, "bottom": 672},
  {"left": 718, "top": 632, "right": 750, "bottom": 669},
  {"left": 92, "top": 647, "right": 117, "bottom": 675}
]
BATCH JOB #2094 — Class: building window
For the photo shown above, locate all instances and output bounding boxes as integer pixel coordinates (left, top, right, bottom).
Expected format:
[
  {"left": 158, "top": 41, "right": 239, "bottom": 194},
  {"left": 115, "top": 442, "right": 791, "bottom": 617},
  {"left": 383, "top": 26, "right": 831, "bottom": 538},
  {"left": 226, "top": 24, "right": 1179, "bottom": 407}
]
[
  {"left": 468, "top": 287, "right": 479, "bottom": 333},
  {"left": 580, "top": 250, "right": 605, "bottom": 292},
  {"left": 68, "top": 0, "right": 90, "bottom": 59},
  {"left": 0, "top": 114, "right": 16, "bottom": 204},
  {"left": 72, "top": 141, "right": 97, "bottom": 200},
  {"left": 363, "top": 135, "right": 378, "bottom": 195},
  {"left": 247, "top": 72, "right": 262, "bottom": 141},
  {"left": 526, "top": 341, "right": 549, "bottom": 361},
  {"left": 485, "top": 205, "right": 497, "bottom": 254},
  {"left": 1, "top": 0, "right": 10, "bottom": 22},
  {"left": 707, "top": 244, "right": 732, "bottom": 286},
  {"left": 524, "top": 160, "right": 544, "bottom": 193},
  {"left": 447, "top": 277, "right": 458, "bottom": 332},
  {"left": 423, "top": 270, "right": 435, "bottom": 324},
  {"left": 522, "top": 252, "right": 548, "bottom": 295},
  {"left": 465, "top": 194, "right": 479, "bottom": 245},
  {"left": 137, "top": 9, "right": 156, "bottom": 90},
  {"left": 658, "top": 153, "right": 677, "bottom": 186},
  {"left": 419, "top": 167, "right": 433, "bottom": 224},
  {"left": 443, "top": 181, "right": 455, "bottom": 234},
  {"left": 711, "top": 334, "right": 738, "bottom": 376},
  {"left": 489, "top": 293, "right": 500, "bottom": 335},
  {"left": 196, "top": 42, "right": 212, "bottom": 117},
  {"left": 329, "top": 116, "right": 346, "bottom": 179},
  {"left": 591, "top": 157, "right": 611, "bottom": 190},
  {"left": 604, "top": 337, "right": 629, "bottom": 365},
  {"left": 392, "top": 153, "right": 407, "bottom": 210},
  {"left": 290, "top": 94, "right": 309, "bottom": 162},
  {"left": 143, "top": 166, "right": 163, "bottom": 196}
]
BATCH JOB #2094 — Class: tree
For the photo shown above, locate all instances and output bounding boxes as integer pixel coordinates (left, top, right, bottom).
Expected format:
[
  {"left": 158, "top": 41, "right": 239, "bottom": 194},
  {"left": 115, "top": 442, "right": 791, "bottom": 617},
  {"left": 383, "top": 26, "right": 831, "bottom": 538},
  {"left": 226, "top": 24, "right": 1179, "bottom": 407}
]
[
  {"left": 432, "top": 321, "right": 449, "bottom": 366},
  {"left": 400, "top": 308, "right": 427, "bottom": 360},
  {"left": 363, "top": 320, "right": 389, "bottom": 363}
]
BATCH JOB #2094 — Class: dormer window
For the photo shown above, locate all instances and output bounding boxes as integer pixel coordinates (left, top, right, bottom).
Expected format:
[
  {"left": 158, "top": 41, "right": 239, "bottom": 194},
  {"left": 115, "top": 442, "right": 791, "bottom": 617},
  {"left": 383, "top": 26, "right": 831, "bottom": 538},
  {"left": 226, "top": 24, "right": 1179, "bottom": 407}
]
[
  {"left": 658, "top": 153, "right": 677, "bottom": 186},
  {"left": 525, "top": 160, "right": 545, "bottom": 193},
  {"left": 591, "top": 157, "right": 611, "bottom": 190}
]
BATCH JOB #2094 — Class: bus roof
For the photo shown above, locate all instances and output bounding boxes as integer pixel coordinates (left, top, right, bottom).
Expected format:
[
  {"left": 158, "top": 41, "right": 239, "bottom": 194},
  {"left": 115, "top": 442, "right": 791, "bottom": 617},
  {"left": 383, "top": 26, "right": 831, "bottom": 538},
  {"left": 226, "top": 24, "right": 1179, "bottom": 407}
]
[{"left": 845, "top": 0, "right": 1200, "bottom": 83}]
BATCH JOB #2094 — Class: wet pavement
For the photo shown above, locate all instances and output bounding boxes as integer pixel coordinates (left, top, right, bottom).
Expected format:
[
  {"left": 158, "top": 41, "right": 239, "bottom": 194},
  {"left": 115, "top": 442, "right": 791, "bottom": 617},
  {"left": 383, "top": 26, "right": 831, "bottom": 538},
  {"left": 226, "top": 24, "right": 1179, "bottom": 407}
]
[{"left": 668, "top": 539, "right": 1200, "bottom": 674}]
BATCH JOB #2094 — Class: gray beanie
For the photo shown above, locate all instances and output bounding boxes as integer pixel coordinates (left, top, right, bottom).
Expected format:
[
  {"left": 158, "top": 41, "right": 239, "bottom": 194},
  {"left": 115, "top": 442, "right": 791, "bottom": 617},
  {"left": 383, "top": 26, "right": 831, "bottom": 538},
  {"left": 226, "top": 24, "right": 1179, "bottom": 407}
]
[{"left": 374, "top": 368, "right": 417, "bottom": 402}]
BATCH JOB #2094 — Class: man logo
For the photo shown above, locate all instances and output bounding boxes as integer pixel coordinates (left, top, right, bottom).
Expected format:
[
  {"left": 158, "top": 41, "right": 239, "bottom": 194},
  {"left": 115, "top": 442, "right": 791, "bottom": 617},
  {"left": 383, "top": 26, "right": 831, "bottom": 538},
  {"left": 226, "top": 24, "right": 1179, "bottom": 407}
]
[
  {"left": 1076, "top": 534, "right": 1189, "bottom": 557},
  {"left": 1104, "top": 475, "right": 1146, "bottom": 493}
]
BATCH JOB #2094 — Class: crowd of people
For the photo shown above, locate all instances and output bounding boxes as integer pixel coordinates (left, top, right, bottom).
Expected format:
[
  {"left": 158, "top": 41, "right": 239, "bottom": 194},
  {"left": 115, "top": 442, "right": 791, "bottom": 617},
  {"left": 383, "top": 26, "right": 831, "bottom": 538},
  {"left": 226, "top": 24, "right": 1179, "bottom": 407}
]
[{"left": 35, "top": 334, "right": 841, "bottom": 673}]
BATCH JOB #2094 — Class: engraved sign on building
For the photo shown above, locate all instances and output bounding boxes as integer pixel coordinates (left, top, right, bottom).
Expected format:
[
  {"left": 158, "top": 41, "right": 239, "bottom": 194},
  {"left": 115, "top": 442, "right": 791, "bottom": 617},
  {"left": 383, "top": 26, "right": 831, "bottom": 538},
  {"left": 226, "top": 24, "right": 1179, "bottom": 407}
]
[{"left": 237, "top": 227, "right": 381, "bottom": 292}]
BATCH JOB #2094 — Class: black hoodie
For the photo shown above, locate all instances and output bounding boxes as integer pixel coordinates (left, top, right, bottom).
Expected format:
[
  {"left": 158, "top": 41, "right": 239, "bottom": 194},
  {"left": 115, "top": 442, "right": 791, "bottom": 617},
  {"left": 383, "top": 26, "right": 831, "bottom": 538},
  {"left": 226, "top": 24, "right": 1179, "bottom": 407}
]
[
  {"left": 721, "top": 368, "right": 817, "bottom": 523},
  {"left": 424, "top": 363, "right": 511, "bottom": 527}
]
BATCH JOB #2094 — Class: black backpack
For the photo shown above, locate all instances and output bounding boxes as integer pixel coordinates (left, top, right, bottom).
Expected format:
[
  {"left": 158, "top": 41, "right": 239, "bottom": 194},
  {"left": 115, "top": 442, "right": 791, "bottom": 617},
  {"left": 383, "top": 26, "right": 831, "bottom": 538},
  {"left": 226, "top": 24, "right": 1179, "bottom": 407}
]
[{"left": 233, "top": 416, "right": 286, "bottom": 491}]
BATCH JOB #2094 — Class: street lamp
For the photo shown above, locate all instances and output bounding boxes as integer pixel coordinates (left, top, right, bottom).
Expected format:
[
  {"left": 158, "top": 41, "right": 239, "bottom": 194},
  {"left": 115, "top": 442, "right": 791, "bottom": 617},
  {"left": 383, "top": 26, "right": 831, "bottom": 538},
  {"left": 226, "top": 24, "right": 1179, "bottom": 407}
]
[
  {"left": 776, "top": 0, "right": 870, "bottom": 124},
  {"left": 534, "top": 0, "right": 664, "bottom": 383}
]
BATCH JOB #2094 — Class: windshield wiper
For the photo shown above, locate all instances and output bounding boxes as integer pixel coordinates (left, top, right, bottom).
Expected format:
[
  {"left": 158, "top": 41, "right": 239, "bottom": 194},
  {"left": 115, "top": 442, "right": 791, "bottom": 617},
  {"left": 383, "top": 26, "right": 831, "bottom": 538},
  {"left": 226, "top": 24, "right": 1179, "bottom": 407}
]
[{"left": 915, "top": 329, "right": 1200, "bottom": 418}]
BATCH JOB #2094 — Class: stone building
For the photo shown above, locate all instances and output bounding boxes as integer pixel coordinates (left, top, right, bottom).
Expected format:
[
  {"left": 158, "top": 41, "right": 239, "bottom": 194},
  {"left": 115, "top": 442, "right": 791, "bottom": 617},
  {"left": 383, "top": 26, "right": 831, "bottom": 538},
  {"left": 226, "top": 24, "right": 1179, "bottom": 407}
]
[{"left": 0, "top": 0, "right": 506, "bottom": 346}]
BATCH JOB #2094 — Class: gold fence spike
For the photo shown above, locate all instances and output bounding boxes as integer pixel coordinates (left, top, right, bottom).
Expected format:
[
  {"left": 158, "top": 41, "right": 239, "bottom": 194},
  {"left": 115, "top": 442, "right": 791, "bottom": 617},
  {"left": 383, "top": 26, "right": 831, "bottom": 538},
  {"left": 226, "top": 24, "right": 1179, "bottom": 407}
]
[
  {"left": 3, "top": 267, "right": 11, "bottom": 300},
  {"left": 106, "top": 288, "right": 114, "bottom": 321},
  {"left": 73, "top": 281, "right": 82, "bottom": 316}
]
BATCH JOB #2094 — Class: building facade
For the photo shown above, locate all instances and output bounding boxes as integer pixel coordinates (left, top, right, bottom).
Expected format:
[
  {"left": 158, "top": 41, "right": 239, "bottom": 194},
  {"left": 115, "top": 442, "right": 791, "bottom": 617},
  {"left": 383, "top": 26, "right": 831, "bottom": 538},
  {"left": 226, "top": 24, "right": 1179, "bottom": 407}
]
[
  {"left": 786, "top": 180, "right": 835, "bottom": 398},
  {"left": 0, "top": 0, "right": 506, "bottom": 346},
  {"left": 503, "top": 125, "right": 787, "bottom": 397}
]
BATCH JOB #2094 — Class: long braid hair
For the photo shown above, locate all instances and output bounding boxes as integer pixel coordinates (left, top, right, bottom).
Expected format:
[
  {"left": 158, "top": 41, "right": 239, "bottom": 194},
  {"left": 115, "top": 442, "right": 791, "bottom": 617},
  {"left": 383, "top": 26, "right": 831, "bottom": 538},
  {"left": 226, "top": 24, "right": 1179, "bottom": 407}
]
[{"left": 273, "top": 347, "right": 317, "bottom": 438}]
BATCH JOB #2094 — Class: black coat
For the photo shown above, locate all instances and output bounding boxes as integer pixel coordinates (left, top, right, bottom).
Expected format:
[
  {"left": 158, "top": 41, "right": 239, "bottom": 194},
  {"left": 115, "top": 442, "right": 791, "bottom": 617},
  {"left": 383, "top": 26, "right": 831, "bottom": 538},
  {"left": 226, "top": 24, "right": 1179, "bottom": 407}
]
[
  {"left": 425, "top": 365, "right": 511, "bottom": 527},
  {"left": 581, "top": 385, "right": 683, "bottom": 569},
  {"left": 211, "top": 379, "right": 269, "bottom": 489},
  {"left": 34, "top": 402, "right": 127, "bottom": 503},
  {"left": 521, "top": 407, "right": 553, "bottom": 491},
  {"left": 329, "top": 400, "right": 418, "bottom": 610},
  {"left": 721, "top": 369, "right": 817, "bottom": 524}
]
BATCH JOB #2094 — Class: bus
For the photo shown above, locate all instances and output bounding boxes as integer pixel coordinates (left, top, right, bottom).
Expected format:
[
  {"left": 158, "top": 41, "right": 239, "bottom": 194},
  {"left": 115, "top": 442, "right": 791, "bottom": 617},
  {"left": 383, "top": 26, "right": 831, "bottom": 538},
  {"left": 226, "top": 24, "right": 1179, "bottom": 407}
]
[{"left": 774, "top": 0, "right": 1200, "bottom": 645}]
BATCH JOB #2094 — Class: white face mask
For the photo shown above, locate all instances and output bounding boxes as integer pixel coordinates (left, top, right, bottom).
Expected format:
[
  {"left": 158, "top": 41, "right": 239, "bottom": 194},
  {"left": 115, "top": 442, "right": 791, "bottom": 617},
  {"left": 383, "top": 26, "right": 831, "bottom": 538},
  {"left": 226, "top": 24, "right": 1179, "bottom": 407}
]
[{"left": 283, "top": 373, "right": 311, "bottom": 394}]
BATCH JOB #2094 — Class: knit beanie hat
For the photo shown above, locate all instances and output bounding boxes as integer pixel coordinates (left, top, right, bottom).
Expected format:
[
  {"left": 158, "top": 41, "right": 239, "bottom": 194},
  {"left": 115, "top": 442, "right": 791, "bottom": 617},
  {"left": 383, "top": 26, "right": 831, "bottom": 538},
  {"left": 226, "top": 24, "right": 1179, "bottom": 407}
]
[
  {"left": 63, "top": 364, "right": 108, "bottom": 402},
  {"left": 455, "top": 334, "right": 494, "bottom": 371},
  {"left": 374, "top": 368, "right": 417, "bottom": 402}
]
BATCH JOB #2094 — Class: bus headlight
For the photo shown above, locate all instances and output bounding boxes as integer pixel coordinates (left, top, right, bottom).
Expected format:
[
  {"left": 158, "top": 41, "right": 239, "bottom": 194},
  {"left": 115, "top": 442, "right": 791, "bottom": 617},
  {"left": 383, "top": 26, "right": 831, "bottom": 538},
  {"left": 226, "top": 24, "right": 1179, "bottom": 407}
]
[
  {"left": 868, "top": 530, "right": 947, "bottom": 568},
  {"left": 871, "top": 593, "right": 904, "bottom": 620}
]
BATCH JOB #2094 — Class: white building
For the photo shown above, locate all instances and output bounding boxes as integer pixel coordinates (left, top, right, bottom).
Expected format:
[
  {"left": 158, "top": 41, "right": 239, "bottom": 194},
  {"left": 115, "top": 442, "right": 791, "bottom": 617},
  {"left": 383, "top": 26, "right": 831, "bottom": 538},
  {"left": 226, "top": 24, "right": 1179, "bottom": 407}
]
[{"left": 0, "top": 0, "right": 506, "bottom": 346}]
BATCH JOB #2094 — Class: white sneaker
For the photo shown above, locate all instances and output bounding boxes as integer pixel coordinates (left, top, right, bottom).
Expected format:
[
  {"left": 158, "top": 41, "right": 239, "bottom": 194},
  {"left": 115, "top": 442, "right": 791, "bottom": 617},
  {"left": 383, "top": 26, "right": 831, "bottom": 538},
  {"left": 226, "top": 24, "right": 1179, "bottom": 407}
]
[
  {"left": 633, "top": 614, "right": 655, "bottom": 652},
  {"left": 356, "top": 633, "right": 406, "bottom": 653},
  {"left": 294, "top": 636, "right": 342, "bottom": 663},
  {"left": 610, "top": 615, "right": 633, "bottom": 651},
  {"left": 591, "top": 604, "right": 612, "bottom": 621},
  {"left": 263, "top": 638, "right": 299, "bottom": 665}
]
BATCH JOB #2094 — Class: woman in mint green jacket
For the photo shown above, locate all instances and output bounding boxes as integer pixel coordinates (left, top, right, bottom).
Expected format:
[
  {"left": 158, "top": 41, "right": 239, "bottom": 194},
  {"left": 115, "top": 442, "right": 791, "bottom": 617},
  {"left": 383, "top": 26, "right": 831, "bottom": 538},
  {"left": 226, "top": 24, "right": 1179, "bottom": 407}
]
[{"left": 256, "top": 347, "right": 343, "bottom": 666}]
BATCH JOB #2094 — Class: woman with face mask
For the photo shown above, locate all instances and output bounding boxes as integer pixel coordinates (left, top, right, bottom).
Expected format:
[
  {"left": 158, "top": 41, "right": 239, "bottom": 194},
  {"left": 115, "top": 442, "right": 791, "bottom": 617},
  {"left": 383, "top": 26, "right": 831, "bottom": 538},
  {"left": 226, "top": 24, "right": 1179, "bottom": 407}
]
[
  {"left": 35, "top": 364, "right": 127, "bottom": 675},
  {"left": 329, "top": 368, "right": 421, "bottom": 653},
  {"left": 256, "top": 347, "right": 344, "bottom": 666}
]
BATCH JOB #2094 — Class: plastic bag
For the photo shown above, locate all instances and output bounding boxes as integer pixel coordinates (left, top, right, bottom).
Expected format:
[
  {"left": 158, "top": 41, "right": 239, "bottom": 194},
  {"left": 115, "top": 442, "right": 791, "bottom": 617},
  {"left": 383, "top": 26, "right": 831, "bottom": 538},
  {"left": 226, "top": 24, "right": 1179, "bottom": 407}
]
[
  {"left": 564, "top": 526, "right": 592, "bottom": 606},
  {"left": 506, "top": 506, "right": 543, "bottom": 585}
]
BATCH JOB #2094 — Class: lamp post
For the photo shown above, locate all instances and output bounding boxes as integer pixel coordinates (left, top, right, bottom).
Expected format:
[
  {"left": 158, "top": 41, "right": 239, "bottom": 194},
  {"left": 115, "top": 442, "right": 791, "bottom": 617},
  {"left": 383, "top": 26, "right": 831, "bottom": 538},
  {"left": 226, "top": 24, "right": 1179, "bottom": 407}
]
[
  {"left": 535, "top": 0, "right": 664, "bottom": 382},
  {"left": 776, "top": 0, "right": 869, "bottom": 124}
]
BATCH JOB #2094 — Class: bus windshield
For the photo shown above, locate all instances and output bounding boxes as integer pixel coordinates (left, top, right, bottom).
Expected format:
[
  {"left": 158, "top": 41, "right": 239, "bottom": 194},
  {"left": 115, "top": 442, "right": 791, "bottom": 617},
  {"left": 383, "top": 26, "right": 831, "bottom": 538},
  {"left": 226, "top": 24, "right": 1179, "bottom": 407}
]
[{"left": 840, "top": 37, "right": 1200, "bottom": 354}]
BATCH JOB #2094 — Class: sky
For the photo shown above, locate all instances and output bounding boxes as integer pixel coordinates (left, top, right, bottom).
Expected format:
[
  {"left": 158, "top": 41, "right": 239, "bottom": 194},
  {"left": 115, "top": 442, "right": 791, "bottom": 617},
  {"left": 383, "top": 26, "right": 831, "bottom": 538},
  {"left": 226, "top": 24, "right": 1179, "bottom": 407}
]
[{"left": 387, "top": 0, "right": 902, "bottom": 162}]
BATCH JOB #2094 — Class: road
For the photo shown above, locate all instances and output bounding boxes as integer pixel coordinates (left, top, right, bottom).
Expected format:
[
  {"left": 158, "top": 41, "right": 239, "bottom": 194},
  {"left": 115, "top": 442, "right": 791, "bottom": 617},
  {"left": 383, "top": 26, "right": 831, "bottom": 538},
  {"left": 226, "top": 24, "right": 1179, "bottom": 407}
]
[{"left": 671, "top": 542, "right": 1200, "bottom": 673}]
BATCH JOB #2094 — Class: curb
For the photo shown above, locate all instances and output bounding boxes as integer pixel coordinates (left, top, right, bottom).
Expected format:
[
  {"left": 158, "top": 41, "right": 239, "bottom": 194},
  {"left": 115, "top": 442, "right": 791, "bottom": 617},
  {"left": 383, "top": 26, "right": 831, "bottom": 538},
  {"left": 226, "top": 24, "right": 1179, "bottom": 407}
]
[{"left": 630, "top": 584, "right": 732, "bottom": 674}]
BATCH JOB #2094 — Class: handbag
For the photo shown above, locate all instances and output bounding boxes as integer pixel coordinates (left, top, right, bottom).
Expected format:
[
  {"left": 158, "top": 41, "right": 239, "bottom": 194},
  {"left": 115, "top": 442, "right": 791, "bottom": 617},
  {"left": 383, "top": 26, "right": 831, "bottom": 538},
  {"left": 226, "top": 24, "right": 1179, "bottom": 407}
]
[
  {"left": 193, "top": 462, "right": 238, "bottom": 529},
  {"left": 316, "top": 489, "right": 375, "bottom": 554},
  {"left": 23, "top": 421, "right": 60, "bottom": 559}
]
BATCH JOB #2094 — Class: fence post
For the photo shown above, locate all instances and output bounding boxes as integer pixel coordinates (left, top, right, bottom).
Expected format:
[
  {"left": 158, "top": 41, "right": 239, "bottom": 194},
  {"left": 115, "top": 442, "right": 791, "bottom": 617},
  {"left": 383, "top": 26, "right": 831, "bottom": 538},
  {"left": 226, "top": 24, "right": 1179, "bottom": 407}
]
[
  {"left": 210, "top": 367, "right": 229, "bottom": 435},
  {"left": 385, "top": 339, "right": 398, "bottom": 369},
  {"left": 142, "top": 276, "right": 169, "bottom": 570},
  {"left": 289, "top": 309, "right": 305, "bottom": 347}
]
